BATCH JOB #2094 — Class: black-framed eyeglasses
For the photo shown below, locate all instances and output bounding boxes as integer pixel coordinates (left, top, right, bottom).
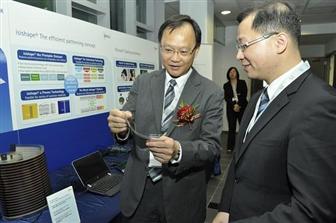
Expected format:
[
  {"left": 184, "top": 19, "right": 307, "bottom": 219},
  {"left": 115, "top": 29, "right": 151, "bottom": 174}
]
[
  {"left": 236, "top": 32, "right": 279, "bottom": 52},
  {"left": 160, "top": 45, "right": 196, "bottom": 57}
]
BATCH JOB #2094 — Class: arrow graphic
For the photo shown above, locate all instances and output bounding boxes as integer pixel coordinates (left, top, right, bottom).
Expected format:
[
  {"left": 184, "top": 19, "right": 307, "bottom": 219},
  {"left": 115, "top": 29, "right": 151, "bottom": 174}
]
[{"left": 0, "top": 78, "right": 6, "bottom": 85}]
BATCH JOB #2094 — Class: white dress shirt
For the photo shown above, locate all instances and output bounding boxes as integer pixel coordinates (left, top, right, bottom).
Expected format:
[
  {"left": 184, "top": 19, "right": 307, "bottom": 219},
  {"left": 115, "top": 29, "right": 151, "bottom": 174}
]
[
  {"left": 243, "top": 60, "right": 310, "bottom": 142},
  {"left": 231, "top": 81, "right": 238, "bottom": 102},
  {"left": 149, "top": 68, "right": 192, "bottom": 167}
]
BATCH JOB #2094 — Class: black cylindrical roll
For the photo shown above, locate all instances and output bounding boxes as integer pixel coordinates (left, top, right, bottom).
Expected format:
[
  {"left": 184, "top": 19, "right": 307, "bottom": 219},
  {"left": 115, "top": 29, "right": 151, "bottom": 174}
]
[{"left": 0, "top": 145, "right": 51, "bottom": 220}]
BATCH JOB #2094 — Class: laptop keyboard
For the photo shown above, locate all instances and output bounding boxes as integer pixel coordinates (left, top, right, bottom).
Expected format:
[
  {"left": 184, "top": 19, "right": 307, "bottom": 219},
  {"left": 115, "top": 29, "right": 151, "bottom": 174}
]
[{"left": 94, "top": 174, "right": 122, "bottom": 193}]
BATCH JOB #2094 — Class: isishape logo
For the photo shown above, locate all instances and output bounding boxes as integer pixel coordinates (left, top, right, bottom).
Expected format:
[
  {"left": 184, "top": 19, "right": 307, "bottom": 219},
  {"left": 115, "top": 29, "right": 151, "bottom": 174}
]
[{"left": 0, "top": 78, "right": 6, "bottom": 85}]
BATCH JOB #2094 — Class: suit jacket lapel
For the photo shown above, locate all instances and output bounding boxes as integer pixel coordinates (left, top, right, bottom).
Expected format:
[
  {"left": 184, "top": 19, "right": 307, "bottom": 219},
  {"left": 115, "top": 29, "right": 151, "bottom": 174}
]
[
  {"left": 236, "top": 93, "right": 289, "bottom": 162},
  {"left": 233, "top": 92, "right": 259, "bottom": 163},
  {"left": 165, "top": 69, "right": 201, "bottom": 136},
  {"left": 237, "top": 93, "right": 258, "bottom": 141},
  {"left": 235, "top": 71, "right": 311, "bottom": 164},
  {"left": 150, "top": 70, "right": 166, "bottom": 133}
]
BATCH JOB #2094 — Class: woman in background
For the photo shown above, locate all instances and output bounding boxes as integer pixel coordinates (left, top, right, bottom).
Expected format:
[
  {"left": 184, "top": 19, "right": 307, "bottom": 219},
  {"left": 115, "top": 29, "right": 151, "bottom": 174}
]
[{"left": 223, "top": 67, "right": 248, "bottom": 152}]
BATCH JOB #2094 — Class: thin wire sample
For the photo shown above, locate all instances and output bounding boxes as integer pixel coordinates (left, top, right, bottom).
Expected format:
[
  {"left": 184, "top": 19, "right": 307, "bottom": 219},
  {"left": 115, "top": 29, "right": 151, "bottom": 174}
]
[{"left": 126, "top": 120, "right": 150, "bottom": 140}]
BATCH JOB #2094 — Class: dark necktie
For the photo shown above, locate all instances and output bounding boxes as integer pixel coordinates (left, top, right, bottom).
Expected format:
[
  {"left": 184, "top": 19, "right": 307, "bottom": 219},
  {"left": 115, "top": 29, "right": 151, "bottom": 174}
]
[
  {"left": 256, "top": 88, "right": 269, "bottom": 118},
  {"left": 161, "top": 79, "right": 177, "bottom": 133},
  {"left": 244, "top": 88, "right": 269, "bottom": 143}
]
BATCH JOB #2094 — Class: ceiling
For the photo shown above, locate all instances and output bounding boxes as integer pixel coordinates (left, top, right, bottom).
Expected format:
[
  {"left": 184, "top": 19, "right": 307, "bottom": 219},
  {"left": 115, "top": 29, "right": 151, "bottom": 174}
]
[{"left": 165, "top": 0, "right": 336, "bottom": 46}]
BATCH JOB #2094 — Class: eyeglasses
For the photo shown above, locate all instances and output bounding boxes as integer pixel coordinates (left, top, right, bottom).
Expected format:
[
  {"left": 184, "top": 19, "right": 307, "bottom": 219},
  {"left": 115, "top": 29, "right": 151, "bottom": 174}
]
[
  {"left": 160, "top": 45, "right": 196, "bottom": 57},
  {"left": 236, "top": 32, "right": 279, "bottom": 52}
]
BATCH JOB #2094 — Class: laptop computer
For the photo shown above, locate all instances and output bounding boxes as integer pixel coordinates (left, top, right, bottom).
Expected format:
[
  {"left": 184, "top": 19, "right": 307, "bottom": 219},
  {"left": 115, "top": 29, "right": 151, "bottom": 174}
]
[{"left": 72, "top": 151, "right": 123, "bottom": 196}]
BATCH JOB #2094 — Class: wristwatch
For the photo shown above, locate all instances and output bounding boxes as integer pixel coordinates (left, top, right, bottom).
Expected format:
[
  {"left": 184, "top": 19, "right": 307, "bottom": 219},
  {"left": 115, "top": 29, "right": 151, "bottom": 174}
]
[{"left": 172, "top": 147, "right": 180, "bottom": 161}]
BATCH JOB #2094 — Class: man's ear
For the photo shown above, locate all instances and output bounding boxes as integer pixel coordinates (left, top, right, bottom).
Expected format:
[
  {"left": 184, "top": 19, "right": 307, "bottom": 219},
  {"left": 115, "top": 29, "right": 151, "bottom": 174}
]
[
  {"left": 275, "top": 33, "right": 288, "bottom": 54},
  {"left": 193, "top": 47, "right": 200, "bottom": 57}
]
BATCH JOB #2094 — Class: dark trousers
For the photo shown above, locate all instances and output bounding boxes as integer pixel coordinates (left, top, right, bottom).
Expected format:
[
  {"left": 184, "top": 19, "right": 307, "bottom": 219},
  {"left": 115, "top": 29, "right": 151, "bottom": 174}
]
[
  {"left": 227, "top": 109, "right": 243, "bottom": 151},
  {"left": 122, "top": 178, "right": 166, "bottom": 223}
]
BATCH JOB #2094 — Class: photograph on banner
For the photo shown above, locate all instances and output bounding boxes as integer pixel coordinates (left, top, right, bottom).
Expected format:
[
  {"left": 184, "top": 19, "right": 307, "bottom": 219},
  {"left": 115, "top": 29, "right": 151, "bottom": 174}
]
[
  {"left": 116, "top": 85, "right": 132, "bottom": 109},
  {"left": 115, "top": 60, "right": 138, "bottom": 82}
]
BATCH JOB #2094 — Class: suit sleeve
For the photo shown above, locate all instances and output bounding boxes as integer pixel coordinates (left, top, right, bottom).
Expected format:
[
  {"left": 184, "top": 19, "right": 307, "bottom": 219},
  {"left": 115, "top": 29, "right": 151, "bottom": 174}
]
[
  {"left": 224, "top": 82, "right": 232, "bottom": 104},
  {"left": 232, "top": 89, "right": 336, "bottom": 223},
  {"left": 170, "top": 88, "right": 224, "bottom": 175},
  {"left": 218, "top": 158, "right": 235, "bottom": 212},
  {"left": 218, "top": 92, "right": 259, "bottom": 213},
  {"left": 113, "top": 74, "right": 140, "bottom": 143}
]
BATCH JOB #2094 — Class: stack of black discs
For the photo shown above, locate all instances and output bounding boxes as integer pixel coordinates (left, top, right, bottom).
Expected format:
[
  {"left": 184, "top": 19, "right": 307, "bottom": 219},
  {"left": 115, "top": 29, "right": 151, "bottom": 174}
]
[{"left": 0, "top": 145, "right": 51, "bottom": 220}]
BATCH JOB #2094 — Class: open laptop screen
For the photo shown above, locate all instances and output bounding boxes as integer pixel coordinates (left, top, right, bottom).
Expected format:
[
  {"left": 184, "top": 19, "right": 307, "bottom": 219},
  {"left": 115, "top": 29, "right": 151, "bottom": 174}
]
[{"left": 72, "top": 151, "right": 110, "bottom": 185}]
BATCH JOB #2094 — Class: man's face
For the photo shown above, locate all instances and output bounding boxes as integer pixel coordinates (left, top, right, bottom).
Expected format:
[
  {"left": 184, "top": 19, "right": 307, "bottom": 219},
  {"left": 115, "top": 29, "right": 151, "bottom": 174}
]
[
  {"left": 236, "top": 15, "right": 276, "bottom": 82},
  {"left": 160, "top": 23, "right": 198, "bottom": 78}
]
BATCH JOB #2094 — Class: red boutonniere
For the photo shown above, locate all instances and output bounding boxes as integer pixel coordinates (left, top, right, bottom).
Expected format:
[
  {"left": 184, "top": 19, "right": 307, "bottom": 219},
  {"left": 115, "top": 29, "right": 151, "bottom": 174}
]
[{"left": 175, "top": 101, "right": 201, "bottom": 127}]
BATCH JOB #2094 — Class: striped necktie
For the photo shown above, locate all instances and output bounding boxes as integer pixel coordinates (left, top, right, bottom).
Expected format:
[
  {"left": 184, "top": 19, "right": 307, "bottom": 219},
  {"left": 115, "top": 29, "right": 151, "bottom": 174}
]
[
  {"left": 161, "top": 79, "right": 177, "bottom": 133},
  {"left": 256, "top": 88, "right": 269, "bottom": 118},
  {"left": 147, "top": 79, "right": 177, "bottom": 182}
]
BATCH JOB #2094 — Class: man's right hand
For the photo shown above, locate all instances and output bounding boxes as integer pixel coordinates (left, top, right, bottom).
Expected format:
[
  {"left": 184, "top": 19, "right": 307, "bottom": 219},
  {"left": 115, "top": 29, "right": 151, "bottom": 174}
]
[
  {"left": 107, "top": 109, "right": 132, "bottom": 134},
  {"left": 212, "top": 212, "right": 229, "bottom": 223}
]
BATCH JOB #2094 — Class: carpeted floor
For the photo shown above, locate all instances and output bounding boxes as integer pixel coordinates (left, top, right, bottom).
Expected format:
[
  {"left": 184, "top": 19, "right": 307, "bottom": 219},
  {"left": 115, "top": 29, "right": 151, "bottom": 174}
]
[{"left": 205, "top": 147, "right": 232, "bottom": 223}]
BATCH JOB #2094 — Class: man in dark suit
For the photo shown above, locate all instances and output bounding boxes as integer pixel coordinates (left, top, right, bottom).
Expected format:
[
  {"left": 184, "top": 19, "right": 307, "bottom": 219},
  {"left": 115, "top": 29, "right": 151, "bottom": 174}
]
[
  {"left": 213, "top": 2, "right": 336, "bottom": 223},
  {"left": 223, "top": 67, "right": 248, "bottom": 152},
  {"left": 108, "top": 15, "right": 223, "bottom": 223}
]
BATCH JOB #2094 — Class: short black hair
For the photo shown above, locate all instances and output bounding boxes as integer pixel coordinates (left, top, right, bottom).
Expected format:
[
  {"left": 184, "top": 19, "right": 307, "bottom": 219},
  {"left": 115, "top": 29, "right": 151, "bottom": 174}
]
[
  {"left": 226, "top": 67, "right": 240, "bottom": 80},
  {"left": 237, "top": 1, "right": 301, "bottom": 45},
  {"left": 158, "top": 14, "right": 202, "bottom": 49}
]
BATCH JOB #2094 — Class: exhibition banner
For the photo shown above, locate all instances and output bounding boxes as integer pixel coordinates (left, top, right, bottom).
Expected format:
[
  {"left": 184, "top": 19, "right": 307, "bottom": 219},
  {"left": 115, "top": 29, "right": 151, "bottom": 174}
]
[{"left": 0, "top": 1, "right": 158, "bottom": 133}]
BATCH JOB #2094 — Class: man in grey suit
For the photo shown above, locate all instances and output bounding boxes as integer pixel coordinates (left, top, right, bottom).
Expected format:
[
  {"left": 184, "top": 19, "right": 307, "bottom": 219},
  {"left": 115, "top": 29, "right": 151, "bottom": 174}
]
[
  {"left": 108, "top": 15, "right": 223, "bottom": 223},
  {"left": 213, "top": 2, "right": 336, "bottom": 223}
]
